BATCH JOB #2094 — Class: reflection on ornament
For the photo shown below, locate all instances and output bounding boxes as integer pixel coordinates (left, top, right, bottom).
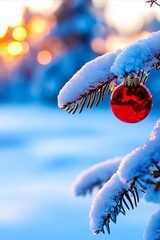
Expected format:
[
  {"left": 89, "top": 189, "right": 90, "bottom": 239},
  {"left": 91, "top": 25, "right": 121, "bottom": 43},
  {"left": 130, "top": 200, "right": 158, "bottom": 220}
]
[{"left": 110, "top": 83, "right": 152, "bottom": 123}]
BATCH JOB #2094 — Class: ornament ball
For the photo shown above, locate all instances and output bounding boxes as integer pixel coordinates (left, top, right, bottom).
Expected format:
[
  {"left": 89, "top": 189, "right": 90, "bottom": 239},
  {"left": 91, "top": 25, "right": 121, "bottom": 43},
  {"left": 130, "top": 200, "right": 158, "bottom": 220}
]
[{"left": 110, "top": 83, "right": 152, "bottom": 123}]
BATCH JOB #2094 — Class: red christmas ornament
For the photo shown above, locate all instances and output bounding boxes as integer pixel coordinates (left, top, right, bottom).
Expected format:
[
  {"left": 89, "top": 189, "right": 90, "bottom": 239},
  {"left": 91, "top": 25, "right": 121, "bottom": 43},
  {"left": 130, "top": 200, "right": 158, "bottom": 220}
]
[{"left": 110, "top": 83, "right": 152, "bottom": 123}]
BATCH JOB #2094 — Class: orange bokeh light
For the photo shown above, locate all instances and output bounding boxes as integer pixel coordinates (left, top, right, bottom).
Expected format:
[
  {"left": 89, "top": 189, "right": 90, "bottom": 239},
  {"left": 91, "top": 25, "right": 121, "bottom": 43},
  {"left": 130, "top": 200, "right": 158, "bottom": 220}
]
[
  {"left": 37, "top": 50, "right": 52, "bottom": 65},
  {"left": 0, "top": 43, "right": 8, "bottom": 57},
  {"left": 91, "top": 38, "right": 106, "bottom": 54},
  {"left": 12, "top": 27, "right": 27, "bottom": 41},
  {"left": 30, "top": 18, "right": 50, "bottom": 35},
  {"left": 7, "top": 41, "right": 23, "bottom": 56}
]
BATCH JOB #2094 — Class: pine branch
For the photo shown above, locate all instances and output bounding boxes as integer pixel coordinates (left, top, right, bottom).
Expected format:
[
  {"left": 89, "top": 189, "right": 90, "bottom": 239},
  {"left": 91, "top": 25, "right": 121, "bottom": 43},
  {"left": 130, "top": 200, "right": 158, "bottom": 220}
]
[
  {"left": 93, "top": 186, "right": 140, "bottom": 235},
  {"left": 90, "top": 174, "right": 142, "bottom": 235},
  {"left": 146, "top": 0, "right": 160, "bottom": 7},
  {"left": 73, "top": 157, "right": 122, "bottom": 196},
  {"left": 118, "top": 120, "right": 160, "bottom": 190},
  {"left": 58, "top": 32, "right": 160, "bottom": 115},
  {"left": 62, "top": 78, "right": 117, "bottom": 114},
  {"left": 62, "top": 68, "right": 153, "bottom": 114}
]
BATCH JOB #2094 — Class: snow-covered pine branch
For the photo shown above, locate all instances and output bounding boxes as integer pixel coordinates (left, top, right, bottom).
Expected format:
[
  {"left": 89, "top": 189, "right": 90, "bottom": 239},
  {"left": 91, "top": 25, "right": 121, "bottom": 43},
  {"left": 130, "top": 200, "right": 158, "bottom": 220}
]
[
  {"left": 118, "top": 120, "right": 160, "bottom": 189},
  {"left": 73, "top": 157, "right": 122, "bottom": 196},
  {"left": 89, "top": 173, "right": 139, "bottom": 235},
  {"left": 111, "top": 31, "right": 160, "bottom": 77},
  {"left": 58, "top": 24, "right": 160, "bottom": 239},
  {"left": 58, "top": 31, "right": 160, "bottom": 114},
  {"left": 58, "top": 50, "right": 120, "bottom": 113},
  {"left": 143, "top": 210, "right": 160, "bottom": 240},
  {"left": 88, "top": 120, "right": 160, "bottom": 235}
]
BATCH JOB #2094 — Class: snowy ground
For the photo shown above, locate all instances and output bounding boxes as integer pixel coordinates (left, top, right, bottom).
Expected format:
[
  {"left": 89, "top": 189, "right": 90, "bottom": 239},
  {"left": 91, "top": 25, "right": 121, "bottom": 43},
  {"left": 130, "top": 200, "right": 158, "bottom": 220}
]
[{"left": 0, "top": 104, "right": 159, "bottom": 240}]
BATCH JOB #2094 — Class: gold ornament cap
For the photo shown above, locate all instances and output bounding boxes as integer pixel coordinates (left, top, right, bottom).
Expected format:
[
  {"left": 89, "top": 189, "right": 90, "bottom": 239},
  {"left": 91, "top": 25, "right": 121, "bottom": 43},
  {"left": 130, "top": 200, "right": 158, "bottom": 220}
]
[{"left": 124, "top": 76, "right": 140, "bottom": 86}]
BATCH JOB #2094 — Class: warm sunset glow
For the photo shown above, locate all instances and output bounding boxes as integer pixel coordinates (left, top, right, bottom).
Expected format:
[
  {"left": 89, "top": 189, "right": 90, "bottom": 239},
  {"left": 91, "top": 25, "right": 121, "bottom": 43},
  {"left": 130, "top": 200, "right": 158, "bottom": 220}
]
[
  {"left": 0, "top": 0, "right": 60, "bottom": 31},
  {"left": 30, "top": 18, "right": 50, "bottom": 35},
  {"left": 0, "top": 1, "right": 24, "bottom": 28},
  {"left": 106, "top": 35, "right": 130, "bottom": 52},
  {"left": 0, "top": 43, "right": 8, "bottom": 58},
  {"left": 0, "top": 0, "right": 158, "bottom": 39},
  {"left": 7, "top": 42, "right": 23, "bottom": 56},
  {"left": 24, "top": 0, "right": 61, "bottom": 15},
  {"left": 12, "top": 27, "right": 27, "bottom": 41},
  {"left": 0, "top": 25, "right": 8, "bottom": 39},
  {"left": 106, "top": 0, "right": 158, "bottom": 33},
  {"left": 106, "top": 31, "right": 150, "bottom": 52},
  {"left": 37, "top": 50, "right": 52, "bottom": 65}
]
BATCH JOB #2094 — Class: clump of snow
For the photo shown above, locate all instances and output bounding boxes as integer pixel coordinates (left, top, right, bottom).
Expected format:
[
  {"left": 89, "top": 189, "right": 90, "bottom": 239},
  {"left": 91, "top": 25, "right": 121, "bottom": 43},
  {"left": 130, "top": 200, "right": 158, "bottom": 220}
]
[
  {"left": 90, "top": 173, "right": 127, "bottom": 233},
  {"left": 73, "top": 157, "right": 122, "bottom": 196},
  {"left": 143, "top": 210, "right": 160, "bottom": 240},
  {"left": 118, "top": 120, "right": 160, "bottom": 184},
  {"left": 146, "top": 31, "right": 160, "bottom": 57},
  {"left": 111, "top": 31, "right": 160, "bottom": 77},
  {"left": 147, "top": 120, "right": 160, "bottom": 146},
  {"left": 58, "top": 50, "right": 120, "bottom": 108}
]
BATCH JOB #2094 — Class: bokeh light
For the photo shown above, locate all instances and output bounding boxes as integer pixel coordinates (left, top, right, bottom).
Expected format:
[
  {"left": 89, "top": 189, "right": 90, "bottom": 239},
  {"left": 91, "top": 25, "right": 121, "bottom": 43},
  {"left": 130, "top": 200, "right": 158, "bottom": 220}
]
[
  {"left": 91, "top": 38, "right": 106, "bottom": 54},
  {"left": 29, "top": 18, "right": 50, "bottom": 35},
  {"left": 37, "top": 50, "right": 52, "bottom": 65},
  {"left": 7, "top": 42, "right": 23, "bottom": 56},
  {"left": 12, "top": 27, "right": 27, "bottom": 41},
  {"left": 0, "top": 43, "right": 8, "bottom": 57}
]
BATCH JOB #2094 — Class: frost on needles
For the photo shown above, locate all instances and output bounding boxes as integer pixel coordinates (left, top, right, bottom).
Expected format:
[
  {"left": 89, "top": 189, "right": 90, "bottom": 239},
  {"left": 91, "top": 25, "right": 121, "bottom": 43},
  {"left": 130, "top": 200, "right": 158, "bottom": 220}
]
[{"left": 58, "top": 31, "right": 160, "bottom": 240}]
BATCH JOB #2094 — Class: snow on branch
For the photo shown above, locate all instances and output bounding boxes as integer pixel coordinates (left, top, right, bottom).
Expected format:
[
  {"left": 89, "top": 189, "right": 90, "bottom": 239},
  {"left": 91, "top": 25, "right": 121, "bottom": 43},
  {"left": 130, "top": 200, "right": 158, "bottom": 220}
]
[
  {"left": 118, "top": 120, "right": 160, "bottom": 189},
  {"left": 58, "top": 50, "right": 120, "bottom": 113},
  {"left": 73, "top": 157, "right": 122, "bottom": 196},
  {"left": 58, "top": 31, "right": 160, "bottom": 114},
  {"left": 90, "top": 174, "right": 139, "bottom": 235},
  {"left": 116, "top": 31, "right": 160, "bottom": 75},
  {"left": 86, "top": 120, "right": 160, "bottom": 236},
  {"left": 111, "top": 31, "right": 160, "bottom": 78},
  {"left": 143, "top": 210, "right": 160, "bottom": 240}
]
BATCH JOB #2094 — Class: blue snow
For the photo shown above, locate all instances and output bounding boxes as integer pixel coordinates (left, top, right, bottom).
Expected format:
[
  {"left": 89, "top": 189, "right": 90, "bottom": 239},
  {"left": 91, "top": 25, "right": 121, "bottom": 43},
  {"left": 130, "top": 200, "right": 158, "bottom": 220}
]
[{"left": 0, "top": 104, "right": 159, "bottom": 240}]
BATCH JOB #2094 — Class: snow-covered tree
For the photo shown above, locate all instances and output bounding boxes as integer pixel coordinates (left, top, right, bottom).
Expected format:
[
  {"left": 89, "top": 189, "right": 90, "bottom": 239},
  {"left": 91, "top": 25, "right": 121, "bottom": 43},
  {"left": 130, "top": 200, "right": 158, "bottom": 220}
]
[
  {"left": 38, "top": 0, "right": 110, "bottom": 102},
  {"left": 58, "top": 2, "right": 160, "bottom": 239}
]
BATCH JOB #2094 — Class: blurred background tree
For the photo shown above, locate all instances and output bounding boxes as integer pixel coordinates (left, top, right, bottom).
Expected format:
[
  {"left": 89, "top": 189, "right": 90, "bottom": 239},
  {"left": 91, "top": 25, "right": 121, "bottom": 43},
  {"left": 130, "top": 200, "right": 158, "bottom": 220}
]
[
  {"left": 0, "top": 0, "right": 160, "bottom": 105},
  {"left": 35, "top": 0, "right": 112, "bottom": 102},
  {"left": 0, "top": 0, "right": 113, "bottom": 103}
]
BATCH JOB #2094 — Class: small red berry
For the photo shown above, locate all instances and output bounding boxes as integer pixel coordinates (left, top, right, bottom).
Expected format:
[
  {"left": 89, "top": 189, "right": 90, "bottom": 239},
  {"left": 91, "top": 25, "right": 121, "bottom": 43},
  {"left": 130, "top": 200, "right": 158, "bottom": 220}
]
[{"left": 110, "top": 83, "right": 152, "bottom": 123}]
